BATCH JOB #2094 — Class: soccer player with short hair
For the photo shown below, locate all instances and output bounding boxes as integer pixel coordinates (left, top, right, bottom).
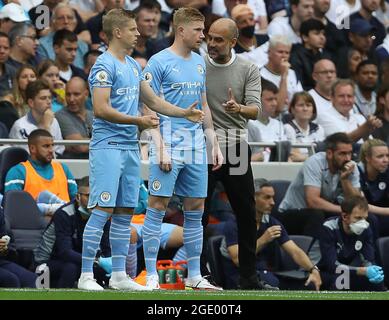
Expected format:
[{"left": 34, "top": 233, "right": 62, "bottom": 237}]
[{"left": 78, "top": 8, "right": 203, "bottom": 291}]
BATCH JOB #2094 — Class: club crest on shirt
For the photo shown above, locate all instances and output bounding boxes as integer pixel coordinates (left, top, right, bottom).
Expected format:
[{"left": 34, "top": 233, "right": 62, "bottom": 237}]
[
  {"left": 152, "top": 180, "right": 161, "bottom": 191},
  {"left": 100, "top": 191, "right": 111, "bottom": 202},
  {"left": 197, "top": 64, "right": 204, "bottom": 74},
  {"left": 133, "top": 68, "right": 139, "bottom": 77},
  {"left": 96, "top": 70, "right": 108, "bottom": 83},
  {"left": 144, "top": 72, "right": 153, "bottom": 82},
  {"left": 355, "top": 240, "right": 363, "bottom": 251},
  {"left": 379, "top": 182, "right": 386, "bottom": 190}
]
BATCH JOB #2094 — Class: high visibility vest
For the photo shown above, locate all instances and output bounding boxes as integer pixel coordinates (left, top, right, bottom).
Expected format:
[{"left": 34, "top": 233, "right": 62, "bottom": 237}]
[{"left": 21, "top": 160, "right": 70, "bottom": 202}]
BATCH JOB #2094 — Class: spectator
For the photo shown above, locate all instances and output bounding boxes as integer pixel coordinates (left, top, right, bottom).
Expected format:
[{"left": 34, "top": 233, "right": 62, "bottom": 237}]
[
  {"left": 318, "top": 195, "right": 386, "bottom": 291},
  {"left": 290, "top": 18, "right": 329, "bottom": 90},
  {"left": 284, "top": 91, "right": 325, "bottom": 162},
  {"left": 37, "top": 59, "right": 66, "bottom": 112},
  {"left": 308, "top": 58, "right": 337, "bottom": 116},
  {"left": 260, "top": 35, "right": 303, "bottom": 113},
  {"left": 33, "top": 176, "right": 111, "bottom": 288},
  {"left": 53, "top": 29, "right": 87, "bottom": 83},
  {"left": 0, "top": 2, "right": 30, "bottom": 33},
  {"left": 220, "top": 178, "right": 322, "bottom": 290},
  {"left": 247, "top": 79, "right": 286, "bottom": 162},
  {"left": 0, "top": 207, "right": 37, "bottom": 288},
  {"left": 230, "top": 4, "right": 268, "bottom": 54},
  {"left": 373, "top": 82, "right": 389, "bottom": 144},
  {"left": 354, "top": 60, "right": 379, "bottom": 117},
  {"left": 347, "top": 47, "right": 363, "bottom": 81},
  {"left": 0, "top": 32, "right": 15, "bottom": 98},
  {"left": 37, "top": 3, "right": 89, "bottom": 69},
  {"left": 316, "top": 79, "right": 382, "bottom": 143},
  {"left": 83, "top": 49, "right": 102, "bottom": 76},
  {"left": 5, "top": 129, "right": 76, "bottom": 210},
  {"left": 326, "top": 0, "right": 361, "bottom": 25},
  {"left": 55, "top": 77, "right": 92, "bottom": 159},
  {"left": 267, "top": 0, "right": 315, "bottom": 44},
  {"left": 8, "top": 81, "right": 65, "bottom": 156},
  {"left": 8, "top": 22, "right": 40, "bottom": 69},
  {"left": 278, "top": 132, "right": 362, "bottom": 237}
]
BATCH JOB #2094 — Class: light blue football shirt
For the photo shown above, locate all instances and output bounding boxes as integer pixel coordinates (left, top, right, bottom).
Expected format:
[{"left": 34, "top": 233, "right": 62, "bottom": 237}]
[
  {"left": 143, "top": 49, "right": 206, "bottom": 150},
  {"left": 88, "top": 51, "right": 143, "bottom": 150}
]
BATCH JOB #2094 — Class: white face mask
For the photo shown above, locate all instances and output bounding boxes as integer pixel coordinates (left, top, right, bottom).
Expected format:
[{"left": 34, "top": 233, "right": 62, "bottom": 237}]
[{"left": 349, "top": 219, "right": 369, "bottom": 235}]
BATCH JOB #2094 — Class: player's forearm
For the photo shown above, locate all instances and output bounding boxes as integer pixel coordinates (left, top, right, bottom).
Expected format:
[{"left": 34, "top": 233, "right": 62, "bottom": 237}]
[
  {"left": 277, "top": 76, "right": 288, "bottom": 114},
  {"left": 368, "top": 204, "right": 389, "bottom": 216},
  {"left": 239, "top": 104, "right": 260, "bottom": 120},
  {"left": 340, "top": 180, "right": 360, "bottom": 198},
  {"left": 148, "top": 96, "right": 187, "bottom": 118},
  {"left": 306, "top": 196, "right": 341, "bottom": 213},
  {"left": 203, "top": 104, "right": 218, "bottom": 146},
  {"left": 94, "top": 103, "right": 141, "bottom": 125}
]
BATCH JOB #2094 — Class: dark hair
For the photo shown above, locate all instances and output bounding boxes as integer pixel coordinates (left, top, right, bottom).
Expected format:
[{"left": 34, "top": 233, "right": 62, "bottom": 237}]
[
  {"left": 376, "top": 82, "right": 389, "bottom": 118},
  {"left": 134, "top": 0, "right": 161, "bottom": 15},
  {"left": 53, "top": 29, "right": 78, "bottom": 47},
  {"left": 83, "top": 49, "right": 102, "bottom": 66},
  {"left": 25, "top": 79, "right": 50, "bottom": 101},
  {"left": 254, "top": 178, "right": 272, "bottom": 193},
  {"left": 28, "top": 129, "right": 52, "bottom": 145},
  {"left": 0, "top": 31, "right": 9, "bottom": 40},
  {"left": 37, "top": 59, "right": 59, "bottom": 78},
  {"left": 324, "top": 132, "right": 353, "bottom": 151},
  {"left": 341, "top": 195, "right": 368, "bottom": 215},
  {"left": 355, "top": 59, "right": 378, "bottom": 74},
  {"left": 289, "top": 91, "right": 317, "bottom": 120},
  {"left": 76, "top": 176, "right": 89, "bottom": 188},
  {"left": 290, "top": 0, "right": 301, "bottom": 6},
  {"left": 261, "top": 78, "right": 278, "bottom": 95},
  {"left": 300, "top": 18, "right": 325, "bottom": 37}
]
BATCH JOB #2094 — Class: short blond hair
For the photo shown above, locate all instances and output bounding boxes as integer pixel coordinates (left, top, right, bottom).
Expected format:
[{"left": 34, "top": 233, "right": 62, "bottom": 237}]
[
  {"left": 359, "top": 139, "right": 388, "bottom": 165},
  {"left": 103, "top": 9, "right": 136, "bottom": 42},
  {"left": 173, "top": 7, "right": 204, "bottom": 32}
]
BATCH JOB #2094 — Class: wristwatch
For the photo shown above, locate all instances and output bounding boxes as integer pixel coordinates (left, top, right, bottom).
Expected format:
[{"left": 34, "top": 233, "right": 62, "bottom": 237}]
[{"left": 309, "top": 265, "right": 320, "bottom": 273}]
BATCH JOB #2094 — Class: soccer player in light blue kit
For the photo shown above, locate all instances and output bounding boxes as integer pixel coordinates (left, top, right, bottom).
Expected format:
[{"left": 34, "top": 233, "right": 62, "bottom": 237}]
[
  {"left": 77, "top": 8, "right": 204, "bottom": 291},
  {"left": 142, "top": 7, "right": 224, "bottom": 290}
]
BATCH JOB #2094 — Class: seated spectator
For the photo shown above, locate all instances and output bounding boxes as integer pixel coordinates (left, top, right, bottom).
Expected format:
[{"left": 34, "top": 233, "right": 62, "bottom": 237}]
[
  {"left": 347, "top": 47, "right": 363, "bottom": 81},
  {"left": 247, "top": 79, "right": 286, "bottom": 162},
  {"left": 68, "top": 0, "right": 105, "bottom": 23},
  {"left": 53, "top": 29, "right": 87, "bottom": 83},
  {"left": 83, "top": 49, "right": 102, "bottom": 76},
  {"left": 318, "top": 195, "right": 386, "bottom": 291},
  {"left": 373, "top": 82, "right": 389, "bottom": 144},
  {"left": 33, "top": 176, "right": 110, "bottom": 288},
  {"left": 0, "top": 3, "right": 30, "bottom": 34},
  {"left": 5, "top": 129, "right": 76, "bottom": 214},
  {"left": 9, "top": 81, "right": 65, "bottom": 156},
  {"left": 0, "top": 206, "right": 37, "bottom": 288},
  {"left": 230, "top": 4, "right": 268, "bottom": 54},
  {"left": 358, "top": 139, "right": 389, "bottom": 236},
  {"left": 278, "top": 133, "right": 362, "bottom": 237},
  {"left": 353, "top": 60, "right": 378, "bottom": 118},
  {"left": 37, "top": 3, "right": 89, "bottom": 69},
  {"left": 290, "top": 18, "right": 329, "bottom": 90},
  {"left": 326, "top": 0, "right": 360, "bottom": 25},
  {"left": 308, "top": 59, "right": 337, "bottom": 116},
  {"left": 55, "top": 77, "right": 92, "bottom": 159},
  {"left": 37, "top": 59, "right": 66, "bottom": 112},
  {"left": 260, "top": 35, "right": 303, "bottom": 113},
  {"left": 220, "top": 178, "right": 322, "bottom": 290},
  {"left": 0, "top": 32, "right": 15, "bottom": 98},
  {"left": 316, "top": 79, "right": 382, "bottom": 143},
  {"left": 284, "top": 91, "right": 325, "bottom": 162}
]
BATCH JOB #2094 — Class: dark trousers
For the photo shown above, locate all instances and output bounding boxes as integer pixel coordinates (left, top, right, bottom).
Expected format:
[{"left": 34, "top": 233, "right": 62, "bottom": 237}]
[
  {"left": 0, "top": 261, "right": 37, "bottom": 288},
  {"left": 203, "top": 142, "right": 257, "bottom": 279}
]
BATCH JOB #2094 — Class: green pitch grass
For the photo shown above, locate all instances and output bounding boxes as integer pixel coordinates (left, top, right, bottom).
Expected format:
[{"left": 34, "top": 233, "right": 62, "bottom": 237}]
[{"left": 0, "top": 289, "right": 389, "bottom": 300}]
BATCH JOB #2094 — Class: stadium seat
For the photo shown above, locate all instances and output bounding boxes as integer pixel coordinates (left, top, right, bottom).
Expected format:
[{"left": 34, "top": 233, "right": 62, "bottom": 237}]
[
  {"left": 269, "top": 179, "right": 291, "bottom": 216},
  {"left": 3, "top": 190, "right": 48, "bottom": 270},
  {"left": 376, "top": 237, "right": 389, "bottom": 287},
  {"left": 273, "top": 235, "right": 314, "bottom": 280},
  {"left": 0, "top": 147, "right": 29, "bottom": 194},
  {"left": 0, "top": 121, "right": 8, "bottom": 138},
  {"left": 207, "top": 235, "right": 225, "bottom": 288}
]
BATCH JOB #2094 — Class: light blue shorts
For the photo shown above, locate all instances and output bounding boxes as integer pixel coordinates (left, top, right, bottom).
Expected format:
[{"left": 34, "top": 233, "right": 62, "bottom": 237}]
[
  {"left": 148, "top": 147, "right": 207, "bottom": 198},
  {"left": 88, "top": 148, "right": 140, "bottom": 208},
  {"left": 132, "top": 222, "right": 177, "bottom": 249}
]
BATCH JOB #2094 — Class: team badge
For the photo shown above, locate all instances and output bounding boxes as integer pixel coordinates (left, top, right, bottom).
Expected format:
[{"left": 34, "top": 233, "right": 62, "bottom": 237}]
[
  {"left": 133, "top": 68, "right": 139, "bottom": 77},
  {"left": 379, "top": 182, "right": 386, "bottom": 190},
  {"left": 152, "top": 180, "right": 161, "bottom": 191},
  {"left": 100, "top": 191, "right": 111, "bottom": 202},
  {"left": 355, "top": 240, "right": 363, "bottom": 251},
  {"left": 144, "top": 72, "right": 153, "bottom": 82},
  {"left": 197, "top": 64, "right": 204, "bottom": 74},
  {"left": 96, "top": 70, "right": 108, "bottom": 82}
]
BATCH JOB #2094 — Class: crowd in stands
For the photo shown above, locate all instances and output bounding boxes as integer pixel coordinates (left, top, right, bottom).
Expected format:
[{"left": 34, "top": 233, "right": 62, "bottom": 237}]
[{"left": 1, "top": 0, "right": 389, "bottom": 291}]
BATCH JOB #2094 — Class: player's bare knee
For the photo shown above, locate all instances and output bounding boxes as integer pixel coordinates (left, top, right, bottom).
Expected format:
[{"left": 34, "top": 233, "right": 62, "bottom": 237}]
[
  {"left": 148, "top": 195, "right": 169, "bottom": 211},
  {"left": 130, "top": 226, "right": 138, "bottom": 244}
]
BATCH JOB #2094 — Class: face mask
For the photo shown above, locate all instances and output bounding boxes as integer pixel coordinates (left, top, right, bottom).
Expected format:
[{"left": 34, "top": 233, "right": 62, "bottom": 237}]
[
  {"left": 349, "top": 219, "right": 369, "bottom": 235},
  {"left": 240, "top": 25, "right": 255, "bottom": 38},
  {"left": 78, "top": 206, "right": 91, "bottom": 218}
]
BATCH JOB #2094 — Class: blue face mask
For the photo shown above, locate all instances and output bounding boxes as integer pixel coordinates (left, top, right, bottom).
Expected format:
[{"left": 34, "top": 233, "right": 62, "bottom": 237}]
[{"left": 78, "top": 206, "right": 91, "bottom": 218}]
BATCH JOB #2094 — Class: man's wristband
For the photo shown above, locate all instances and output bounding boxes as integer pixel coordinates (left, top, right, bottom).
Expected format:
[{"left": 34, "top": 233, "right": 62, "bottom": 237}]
[
  {"left": 238, "top": 104, "right": 242, "bottom": 114},
  {"left": 308, "top": 265, "right": 319, "bottom": 273}
]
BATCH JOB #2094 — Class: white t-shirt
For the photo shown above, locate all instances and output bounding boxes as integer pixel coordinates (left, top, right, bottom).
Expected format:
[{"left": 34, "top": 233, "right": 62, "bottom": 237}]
[
  {"left": 59, "top": 68, "right": 72, "bottom": 82},
  {"left": 267, "top": 16, "right": 301, "bottom": 44},
  {"left": 315, "top": 105, "right": 366, "bottom": 142},
  {"left": 260, "top": 66, "right": 303, "bottom": 104},
  {"left": 326, "top": 0, "right": 361, "bottom": 25},
  {"left": 212, "top": 0, "right": 267, "bottom": 19},
  {"left": 238, "top": 41, "right": 269, "bottom": 69},
  {"left": 308, "top": 88, "right": 333, "bottom": 120},
  {"left": 9, "top": 113, "right": 65, "bottom": 155}
]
